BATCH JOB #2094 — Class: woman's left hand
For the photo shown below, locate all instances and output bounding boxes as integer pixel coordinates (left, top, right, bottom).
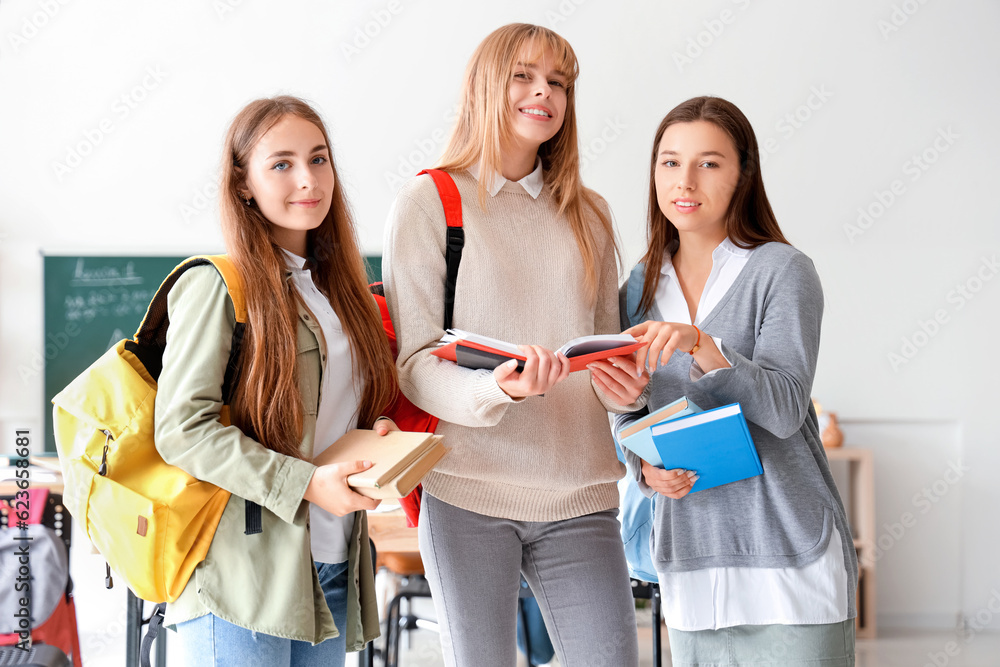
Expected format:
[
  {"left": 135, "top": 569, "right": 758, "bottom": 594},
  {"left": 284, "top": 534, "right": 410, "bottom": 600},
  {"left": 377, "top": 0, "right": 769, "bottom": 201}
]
[
  {"left": 624, "top": 320, "right": 700, "bottom": 377},
  {"left": 589, "top": 355, "right": 649, "bottom": 405},
  {"left": 373, "top": 417, "right": 399, "bottom": 436}
]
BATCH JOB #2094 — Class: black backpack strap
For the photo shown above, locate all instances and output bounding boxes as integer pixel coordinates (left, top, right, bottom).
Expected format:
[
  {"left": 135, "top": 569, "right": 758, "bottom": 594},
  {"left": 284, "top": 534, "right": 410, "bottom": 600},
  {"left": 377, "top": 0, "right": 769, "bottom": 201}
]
[
  {"left": 139, "top": 603, "right": 165, "bottom": 667},
  {"left": 417, "top": 169, "right": 464, "bottom": 329}
]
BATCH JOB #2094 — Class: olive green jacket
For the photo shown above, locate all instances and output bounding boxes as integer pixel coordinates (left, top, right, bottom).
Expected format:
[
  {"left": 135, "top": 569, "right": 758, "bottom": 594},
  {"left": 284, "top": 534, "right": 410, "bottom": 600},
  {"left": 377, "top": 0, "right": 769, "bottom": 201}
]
[{"left": 153, "top": 265, "right": 379, "bottom": 648}]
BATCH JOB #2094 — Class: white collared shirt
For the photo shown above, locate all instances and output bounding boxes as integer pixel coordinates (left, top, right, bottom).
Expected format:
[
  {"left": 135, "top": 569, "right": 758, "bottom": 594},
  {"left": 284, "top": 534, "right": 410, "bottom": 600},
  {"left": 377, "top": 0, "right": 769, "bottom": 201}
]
[
  {"left": 654, "top": 238, "right": 849, "bottom": 631},
  {"left": 282, "top": 249, "right": 359, "bottom": 565},
  {"left": 468, "top": 159, "right": 545, "bottom": 199}
]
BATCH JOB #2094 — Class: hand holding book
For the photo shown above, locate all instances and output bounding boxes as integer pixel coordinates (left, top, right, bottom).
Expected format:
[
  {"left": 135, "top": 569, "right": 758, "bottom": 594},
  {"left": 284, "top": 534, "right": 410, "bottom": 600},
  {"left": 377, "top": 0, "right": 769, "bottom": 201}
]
[
  {"left": 588, "top": 354, "right": 649, "bottom": 406},
  {"left": 313, "top": 429, "right": 446, "bottom": 500},
  {"left": 616, "top": 398, "right": 763, "bottom": 495},
  {"left": 493, "top": 345, "right": 571, "bottom": 398},
  {"left": 432, "top": 329, "right": 643, "bottom": 374},
  {"left": 305, "top": 457, "right": 383, "bottom": 516}
]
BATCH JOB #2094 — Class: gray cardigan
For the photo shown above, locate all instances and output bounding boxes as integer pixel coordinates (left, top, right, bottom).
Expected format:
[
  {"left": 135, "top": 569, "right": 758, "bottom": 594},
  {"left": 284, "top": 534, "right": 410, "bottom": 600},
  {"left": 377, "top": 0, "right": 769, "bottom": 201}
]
[{"left": 616, "top": 242, "right": 857, "bottom": 618}]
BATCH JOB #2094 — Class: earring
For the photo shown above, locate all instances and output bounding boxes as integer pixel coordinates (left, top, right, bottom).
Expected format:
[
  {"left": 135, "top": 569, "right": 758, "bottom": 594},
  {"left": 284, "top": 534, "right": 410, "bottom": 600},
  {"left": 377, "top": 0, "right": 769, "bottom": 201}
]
[{"left": 242, "top": 194, "right": 252, "bottom": 207}]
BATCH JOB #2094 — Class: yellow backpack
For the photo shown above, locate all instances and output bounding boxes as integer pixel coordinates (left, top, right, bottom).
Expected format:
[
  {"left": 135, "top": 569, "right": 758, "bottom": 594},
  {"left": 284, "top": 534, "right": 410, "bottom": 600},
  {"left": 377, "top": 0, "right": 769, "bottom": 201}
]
[{"left": 51, "top": 255, "right": 245, "bottom": 604}]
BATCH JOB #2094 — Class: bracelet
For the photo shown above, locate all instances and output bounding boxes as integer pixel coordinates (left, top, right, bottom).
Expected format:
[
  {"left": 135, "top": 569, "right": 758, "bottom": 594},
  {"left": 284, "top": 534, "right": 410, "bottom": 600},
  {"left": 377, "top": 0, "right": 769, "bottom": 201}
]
[{"left": 688, "top": 325, "right": 702, "bottom": 355}]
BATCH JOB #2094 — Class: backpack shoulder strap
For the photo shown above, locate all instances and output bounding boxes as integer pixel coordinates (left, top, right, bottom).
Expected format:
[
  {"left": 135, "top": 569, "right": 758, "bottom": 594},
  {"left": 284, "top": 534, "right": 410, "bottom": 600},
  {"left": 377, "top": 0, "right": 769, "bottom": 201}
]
[
  {"left": 133, "top": 256, "right": 246, "bottom": 344},
  {"left": 131, "top": 255, "right": 247, "bottom": 401},
  {"left": 625, "top": 263, "right": 648, "bottom": 327},
  {"left": 203, "top": 254, "right": 246, "bottom": 324},
  {"left": 417, "top": 169, "right": 463, "bottom": 330}
]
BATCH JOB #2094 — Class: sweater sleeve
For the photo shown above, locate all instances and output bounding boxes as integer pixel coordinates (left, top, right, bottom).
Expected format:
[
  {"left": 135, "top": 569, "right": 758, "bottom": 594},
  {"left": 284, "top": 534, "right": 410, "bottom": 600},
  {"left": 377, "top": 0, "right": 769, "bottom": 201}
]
[
  {"left": 382, "top": 182, "right": 517, "bottom": 428},
  {"left": 153, "top": 266, "right": 316, "bottom": 524},
  {"left": 589, "top": 198, "right": 648, "bottom": 414},
  {"left": 694, "top": 252, "right": 823, "bottom": 439}
]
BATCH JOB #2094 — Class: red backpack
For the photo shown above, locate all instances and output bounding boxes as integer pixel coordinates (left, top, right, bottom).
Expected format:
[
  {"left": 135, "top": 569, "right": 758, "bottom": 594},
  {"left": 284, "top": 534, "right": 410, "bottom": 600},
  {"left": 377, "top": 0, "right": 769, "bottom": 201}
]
[{"left": 371, "top": 169, "right": 463, "bottom": 526}]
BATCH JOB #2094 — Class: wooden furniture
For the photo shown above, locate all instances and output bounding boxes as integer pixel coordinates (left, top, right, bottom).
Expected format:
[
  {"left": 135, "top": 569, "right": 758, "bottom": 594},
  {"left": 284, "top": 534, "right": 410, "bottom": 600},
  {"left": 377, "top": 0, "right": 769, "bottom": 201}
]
[
  {"left": 366, "top": 509, "right": 430, "bottom": 667},
  {"left": 825, "top": 447, "right": 876, "bottom": 638}
]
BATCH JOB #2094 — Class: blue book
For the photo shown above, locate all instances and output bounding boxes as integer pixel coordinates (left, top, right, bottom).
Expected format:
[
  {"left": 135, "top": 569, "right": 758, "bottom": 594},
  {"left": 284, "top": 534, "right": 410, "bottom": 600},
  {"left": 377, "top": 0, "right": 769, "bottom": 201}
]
[
  {"left": 649, "top": 403, "right": 762, "bottom": 493},
  {"left": 617, "top": 396, "right": 702, "bottom": 466}
]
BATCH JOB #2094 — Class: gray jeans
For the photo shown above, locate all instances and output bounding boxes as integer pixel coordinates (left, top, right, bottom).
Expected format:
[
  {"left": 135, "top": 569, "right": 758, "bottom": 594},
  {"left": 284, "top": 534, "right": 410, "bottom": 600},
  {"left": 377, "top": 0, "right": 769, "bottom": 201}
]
[{"left": 418, "top": 493, "right": 639, "bottom": 667}]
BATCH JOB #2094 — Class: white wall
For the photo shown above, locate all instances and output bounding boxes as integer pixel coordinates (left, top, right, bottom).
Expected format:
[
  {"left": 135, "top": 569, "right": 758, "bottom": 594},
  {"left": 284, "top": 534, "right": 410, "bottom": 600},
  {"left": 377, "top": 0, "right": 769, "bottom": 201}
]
[{"left": 2, "top": 0, "right": 997, "bottom": 631}]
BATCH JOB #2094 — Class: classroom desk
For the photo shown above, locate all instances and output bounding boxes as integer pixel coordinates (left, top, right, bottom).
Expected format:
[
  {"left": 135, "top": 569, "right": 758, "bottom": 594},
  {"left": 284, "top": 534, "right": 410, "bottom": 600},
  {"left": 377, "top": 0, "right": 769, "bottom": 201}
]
[{"left": 367, "top": 506, "right": 424, "bottom": 575}]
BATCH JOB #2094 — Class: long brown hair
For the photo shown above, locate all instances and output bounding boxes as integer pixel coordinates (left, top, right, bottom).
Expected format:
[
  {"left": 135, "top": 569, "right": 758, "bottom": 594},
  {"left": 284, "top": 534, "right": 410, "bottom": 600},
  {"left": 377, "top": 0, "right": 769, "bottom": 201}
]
[
  {"left": 638, "top": 96, "right": 790, "bottom": 317},
  {"left": 436, "top": 23, "right": 618, "bottom": 302},
  {"left": 220, "top": 96, "right": 397, "bottom": 459}
]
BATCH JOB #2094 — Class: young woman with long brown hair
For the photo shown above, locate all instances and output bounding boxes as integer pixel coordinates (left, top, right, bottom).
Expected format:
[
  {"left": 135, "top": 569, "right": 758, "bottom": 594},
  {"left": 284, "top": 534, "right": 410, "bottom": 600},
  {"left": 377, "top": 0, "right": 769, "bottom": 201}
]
[
  {"left": 592, "top": 96, "right": 857, "bottom": 666},
  {"left": 153, "top": 96, "right": 396, "bottom": 666},
  {"left": 383, "top": 23, "right": 644, "bottom": 666}
]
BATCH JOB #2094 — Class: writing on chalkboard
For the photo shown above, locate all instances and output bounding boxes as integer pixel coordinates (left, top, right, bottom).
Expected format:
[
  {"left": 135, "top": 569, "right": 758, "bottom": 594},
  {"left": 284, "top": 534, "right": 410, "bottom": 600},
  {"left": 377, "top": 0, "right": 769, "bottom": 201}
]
[
  {"left": 70, "top": 258, "right": 145, "bottom": 286},
  {"left": 61, "top": 258, "right": 159, "bottom": 323},
  {"left": 63, "top": 288, "right": 157, "bottom": 323}
]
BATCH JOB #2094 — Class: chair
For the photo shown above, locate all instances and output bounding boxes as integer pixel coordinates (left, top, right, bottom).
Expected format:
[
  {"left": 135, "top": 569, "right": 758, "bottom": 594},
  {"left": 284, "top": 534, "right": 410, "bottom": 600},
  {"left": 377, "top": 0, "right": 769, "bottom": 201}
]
[
  {"left": 630, "top": 578, "right": 663, "bottom": 667},
  {"left": 379, "top": 549, "right": 435, "bottom": 667}
]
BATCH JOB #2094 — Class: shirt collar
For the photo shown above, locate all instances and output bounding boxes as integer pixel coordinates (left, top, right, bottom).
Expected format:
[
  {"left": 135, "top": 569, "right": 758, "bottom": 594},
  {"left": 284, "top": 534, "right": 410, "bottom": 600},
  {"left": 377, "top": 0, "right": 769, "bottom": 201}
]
[
  {"left": 280, "top": 248, "right": 309, "bottom": 272},
  {"left": 468, "top": 159, "right": 544, "bottom": 199},
  {"left": 715, "top": 237, "right": 751, "bottom": 258},
  {"left": 660, "top": 237, "right": 751, "bottom": 276}
]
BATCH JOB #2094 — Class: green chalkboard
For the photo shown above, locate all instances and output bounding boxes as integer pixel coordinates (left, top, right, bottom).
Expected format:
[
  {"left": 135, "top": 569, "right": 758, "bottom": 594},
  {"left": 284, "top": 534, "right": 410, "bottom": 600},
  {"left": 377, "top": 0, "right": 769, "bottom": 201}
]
[
  {"left": 43, "top": 255, "right": 187, "bottom": 451},
  {"left": 42, "top": 254, "right": 384, "bottom": 452}
]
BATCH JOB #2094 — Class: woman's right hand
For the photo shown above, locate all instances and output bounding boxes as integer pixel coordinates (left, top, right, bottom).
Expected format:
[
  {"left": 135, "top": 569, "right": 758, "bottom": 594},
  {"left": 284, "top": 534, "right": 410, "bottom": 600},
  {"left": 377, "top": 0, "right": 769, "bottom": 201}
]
[
  {"left": 641, "top": 459, "right": 698, "bottom": 500},
  {"left": 304, "top": 460, "right": 381, "bottom": 516},
  {"left": 493, "top": 345, "right": 571, "bottom": 398}
]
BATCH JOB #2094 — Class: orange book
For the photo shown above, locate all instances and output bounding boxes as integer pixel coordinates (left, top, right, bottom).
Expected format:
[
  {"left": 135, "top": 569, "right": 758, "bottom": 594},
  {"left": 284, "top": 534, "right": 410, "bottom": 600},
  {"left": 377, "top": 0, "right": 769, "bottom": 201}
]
[{"left": 432, "top": 329, "right": 643, "bottom": 374}]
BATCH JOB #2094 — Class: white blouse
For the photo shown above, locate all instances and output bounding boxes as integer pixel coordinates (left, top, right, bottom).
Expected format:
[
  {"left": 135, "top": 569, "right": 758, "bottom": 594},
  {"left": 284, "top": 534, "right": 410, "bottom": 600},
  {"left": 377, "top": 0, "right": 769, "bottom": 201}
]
[
  {"left": 283, "top": 249, "right": 360, "bottom": 565},
  {"left": 654, "top": 238, "right": 849, "bottom": 631}
]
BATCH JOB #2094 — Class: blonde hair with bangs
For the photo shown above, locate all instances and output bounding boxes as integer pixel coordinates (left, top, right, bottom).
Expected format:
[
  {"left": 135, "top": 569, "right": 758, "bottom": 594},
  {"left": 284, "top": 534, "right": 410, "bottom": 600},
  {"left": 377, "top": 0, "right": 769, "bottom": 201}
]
[{"left": 436, "top": 23, "right": 618, "bottom": 302}]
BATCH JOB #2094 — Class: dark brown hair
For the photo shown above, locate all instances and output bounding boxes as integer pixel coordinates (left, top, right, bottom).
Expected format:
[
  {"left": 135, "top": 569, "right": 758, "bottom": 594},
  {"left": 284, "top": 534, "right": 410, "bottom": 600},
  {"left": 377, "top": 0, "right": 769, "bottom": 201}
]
[
  {"left": 638, "top": 96, "right": 789, "bottom": 317},
  {"left": 221, "top": 96, "right": 397, "bottom": 459}
]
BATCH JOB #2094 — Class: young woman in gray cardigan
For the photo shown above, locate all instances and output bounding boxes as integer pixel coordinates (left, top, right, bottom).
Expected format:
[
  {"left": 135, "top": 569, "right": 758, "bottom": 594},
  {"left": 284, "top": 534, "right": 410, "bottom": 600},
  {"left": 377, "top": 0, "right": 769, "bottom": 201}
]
[{"left": 591, "top": 97, "right": 857, "bottom": 666}]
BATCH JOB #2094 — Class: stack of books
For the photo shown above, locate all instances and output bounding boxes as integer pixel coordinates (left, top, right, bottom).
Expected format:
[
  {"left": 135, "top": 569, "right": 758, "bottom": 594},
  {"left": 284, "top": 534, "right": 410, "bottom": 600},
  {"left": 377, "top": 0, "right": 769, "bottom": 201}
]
[
  {"left": 617, "top": 397, "right": 763, "bottom": 493},
  {"left": 314, "top": 429, "right": 446, "bottom": 499}
]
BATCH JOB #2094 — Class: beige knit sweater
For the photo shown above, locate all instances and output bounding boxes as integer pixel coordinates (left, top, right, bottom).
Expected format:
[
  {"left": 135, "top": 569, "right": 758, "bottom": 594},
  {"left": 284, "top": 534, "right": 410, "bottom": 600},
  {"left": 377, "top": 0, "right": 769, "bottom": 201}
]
[{"left": 383, "top": 170, "right": 635, "bottom": 521}]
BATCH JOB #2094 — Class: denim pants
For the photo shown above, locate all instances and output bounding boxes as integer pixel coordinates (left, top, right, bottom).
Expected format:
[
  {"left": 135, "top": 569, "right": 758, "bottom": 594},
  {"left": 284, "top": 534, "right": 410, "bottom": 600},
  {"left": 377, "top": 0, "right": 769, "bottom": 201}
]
[{"left": 175, "top": 560, "right": 349, "bottom": 667}]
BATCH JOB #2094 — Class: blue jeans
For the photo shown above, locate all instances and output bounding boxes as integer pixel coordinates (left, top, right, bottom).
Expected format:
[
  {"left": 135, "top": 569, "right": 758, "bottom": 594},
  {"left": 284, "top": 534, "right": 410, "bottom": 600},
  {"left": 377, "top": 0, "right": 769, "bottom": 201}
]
[
  {"left": 175, "top": 560, "right": 349, "bottom": 667},
  {"left": 516, "top": 593, "right": 555, "bottom": 665}
]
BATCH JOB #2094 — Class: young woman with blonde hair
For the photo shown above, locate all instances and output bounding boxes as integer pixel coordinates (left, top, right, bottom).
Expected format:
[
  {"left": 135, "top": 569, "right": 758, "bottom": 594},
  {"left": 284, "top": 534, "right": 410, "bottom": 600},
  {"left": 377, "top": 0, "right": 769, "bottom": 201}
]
[
  {"left": 154, "top": 96, "right": 396, "bottom": 666},
  {"left": 383, "top": 23, "right": 644, "bottom": 666}
]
